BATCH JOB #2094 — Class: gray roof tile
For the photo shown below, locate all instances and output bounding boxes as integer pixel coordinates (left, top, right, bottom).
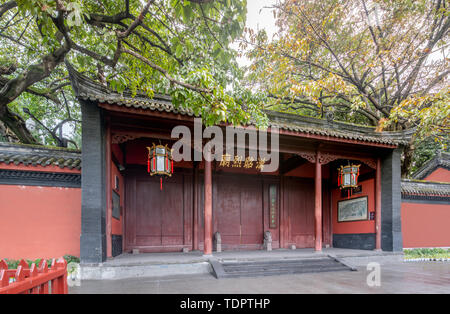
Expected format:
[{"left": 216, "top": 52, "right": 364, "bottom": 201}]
[
  {"left": 0, "top": 142, "right": 81, "bottom": 170},
  {"left": 401, "top": 179, "right": 450, "bottom": 197},
  {"left": 67, "top": 62, "right": 413, "bottom": 146},
  {"left": 411, "top": 151, "right": 450, "bottom": 180}
]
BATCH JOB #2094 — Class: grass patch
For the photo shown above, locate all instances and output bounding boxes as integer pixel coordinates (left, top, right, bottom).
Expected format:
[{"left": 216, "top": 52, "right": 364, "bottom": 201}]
[
  {"left": 2, "top": 255, "right": 80, "bottom": 269},
  {"left": 404, "top": 248, "right": 450, "bottom": 260}
]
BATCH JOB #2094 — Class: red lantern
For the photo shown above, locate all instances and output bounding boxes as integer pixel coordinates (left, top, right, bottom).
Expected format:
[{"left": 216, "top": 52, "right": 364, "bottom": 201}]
[
  {"left": 147, "top": 143, "right": 173, "bottom": 190},
  {"left": 338, "top": 164, "right": 360, "bottom": 198}
]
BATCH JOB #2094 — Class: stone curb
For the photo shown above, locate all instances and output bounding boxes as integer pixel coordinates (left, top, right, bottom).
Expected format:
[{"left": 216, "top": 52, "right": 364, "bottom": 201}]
[
  {"left": 80, "top": 262, "right": 212, "bottom": 280},
  {"left": 404, "top": 258, "right": 450, "bottom": 262}
]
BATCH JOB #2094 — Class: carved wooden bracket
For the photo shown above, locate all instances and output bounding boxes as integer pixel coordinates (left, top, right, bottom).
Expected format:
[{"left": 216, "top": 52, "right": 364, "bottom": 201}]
[
  {"left": 297, "top": 151, "right": 377, "bottom": 169},
  {"left": 111, "top": 133, "right": 142, "bottom": 144},
  {"left": 298, "top": 152, "right": 316, "bottom": 163},
  {"left": 360, "top": 158, "right": 377, "bottom": 169},
  {"left": 318, "top": 153, "right": 340, "bottom": 165}
]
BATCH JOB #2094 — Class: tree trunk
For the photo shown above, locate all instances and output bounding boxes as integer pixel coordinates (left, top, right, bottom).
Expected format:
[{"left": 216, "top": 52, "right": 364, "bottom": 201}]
[
  {"left": 0, "top": 42, "right": 70, "bottom": 144},
  {"left": 0, "top": 104, "right": 37, "bottom": 144},
  {"left": 401, "top": 135, "right": 417, "bottom": 178}
]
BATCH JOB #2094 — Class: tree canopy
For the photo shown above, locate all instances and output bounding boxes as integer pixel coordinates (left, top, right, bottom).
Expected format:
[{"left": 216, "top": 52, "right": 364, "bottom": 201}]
[
  {"left": 0, "top": 0, "right": 267, "bottom": 147},
  {"left": 0, "top": 0, "right": 448, "bottom": 175},
  {"left": 242, "top": 0, "right": 449, "bottom": 174}
]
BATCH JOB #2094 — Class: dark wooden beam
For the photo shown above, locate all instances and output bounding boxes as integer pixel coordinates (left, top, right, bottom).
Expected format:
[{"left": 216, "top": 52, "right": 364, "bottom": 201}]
[{"left": 279, "top": 155, "right": 308, "bottom": 175}]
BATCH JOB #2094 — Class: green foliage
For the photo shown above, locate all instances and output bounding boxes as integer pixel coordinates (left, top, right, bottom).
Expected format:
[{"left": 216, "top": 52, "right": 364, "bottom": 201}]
[
  {"left": 3, "top": 255, "right": 80, "bottom": 268},
  {"left": 244, "top": 0, "right": 449, "bottom": 134},
  {"left": 0, "top": 0, "right": 268, "bottom": 146},
  {"left": 410, "top": 136, "right": 450, "bottom": 175},
  {"left": 404, "top": 248, "right": 450, "bottom": 260}
]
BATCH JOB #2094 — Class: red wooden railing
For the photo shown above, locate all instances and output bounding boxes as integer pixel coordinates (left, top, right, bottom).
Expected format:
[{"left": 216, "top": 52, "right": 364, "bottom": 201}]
[{"left": 0, "top": 258, "right": 68, "bottom": 294}]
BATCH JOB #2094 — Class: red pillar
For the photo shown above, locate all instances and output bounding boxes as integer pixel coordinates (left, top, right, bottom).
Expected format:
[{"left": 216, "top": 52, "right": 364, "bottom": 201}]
[
  {"left": 315, "top": 151, "right": 322, "bottom": 251},
  {"left": 203, "top": 152, "right": 213, "bottom": 255},
  {"left": 375, "top": 157, "right": 382, "bottom": 250},
  {"left": 193, "top": 163, "right": 199, "bottom": 251}
]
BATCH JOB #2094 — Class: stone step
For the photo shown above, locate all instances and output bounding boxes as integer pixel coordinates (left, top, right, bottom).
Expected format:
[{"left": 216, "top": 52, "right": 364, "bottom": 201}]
[
  {"left": 222, "top": 258, "right": 336, "bottom": 269},
  {"left": 223, "top": 264, "right": 349, "bottom": 274},
  {"left": 221, "top": 267, "right": 350, "bottom": 278},
  {"left": 210, "top": 257, "right": 353, "bottom": 278}
]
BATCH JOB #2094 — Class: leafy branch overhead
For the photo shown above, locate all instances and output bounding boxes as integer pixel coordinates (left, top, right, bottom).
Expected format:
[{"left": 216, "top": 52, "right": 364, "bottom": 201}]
[
  {"left": 244, "top": 0, "right": 448, "bottom": 128},
  {"left": 0, "top": 0, "right": 266, "bottom": 146},
  {"left": 242, "top": 0, "right": 449, "bottom": 175}
]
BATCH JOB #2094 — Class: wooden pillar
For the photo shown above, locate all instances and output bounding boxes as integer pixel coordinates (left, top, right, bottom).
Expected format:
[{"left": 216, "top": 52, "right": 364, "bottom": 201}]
[
  {"left": 193, "top": 162, "right": 199, "bottom": 251},
  {"left": 203, "top": 152, "right": 213, "bottom": 255},
  {"left": 314, "top": 151, "right": 322, "bottom": 252},
  {"left": 375, "top": 157, "right": 382, "bottom": 250}
]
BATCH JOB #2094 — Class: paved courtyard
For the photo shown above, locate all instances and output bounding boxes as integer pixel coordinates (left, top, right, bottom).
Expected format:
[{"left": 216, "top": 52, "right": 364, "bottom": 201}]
[{"left": 70, "top": 262, "right": 450, "bottom": 294}]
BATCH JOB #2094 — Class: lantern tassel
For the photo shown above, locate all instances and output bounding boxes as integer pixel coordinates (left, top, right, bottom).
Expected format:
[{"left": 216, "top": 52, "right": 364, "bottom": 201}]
[{"left": 160, "top": 177, "right": 162, "bottom": 191}]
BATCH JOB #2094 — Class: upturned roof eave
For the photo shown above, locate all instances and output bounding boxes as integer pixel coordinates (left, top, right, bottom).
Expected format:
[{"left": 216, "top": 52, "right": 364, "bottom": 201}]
[{"left": 67, "top": 61, "right": 412, "bottom": 147}]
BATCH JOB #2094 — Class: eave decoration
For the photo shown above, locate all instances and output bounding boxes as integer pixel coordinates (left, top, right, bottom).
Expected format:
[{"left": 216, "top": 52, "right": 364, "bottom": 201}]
[{"left": 147, "top": 143, "right": 173, "bottom": 190}]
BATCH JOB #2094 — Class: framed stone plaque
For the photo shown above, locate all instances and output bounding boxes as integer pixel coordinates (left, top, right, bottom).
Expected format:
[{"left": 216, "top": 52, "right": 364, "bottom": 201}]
[{"left": 338, "top": 196, "right": 368, "bottom": 222}]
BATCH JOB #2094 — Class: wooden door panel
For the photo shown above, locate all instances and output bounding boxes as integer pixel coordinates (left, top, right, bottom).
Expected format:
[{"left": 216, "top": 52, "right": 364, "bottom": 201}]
[
  {"left": 125, "top": 170, "right": 186, "bottom": 251},
  {"left": 214, "top": 174, "right": 264, "bottom": 248},
  {"left": 215, "top": 176, "right": 241, "bottom": 238},
  {"left": 240, "top": 179, "right": 263, "bottom": 244},
  {"left": 136, "top": 235, "right": 161, "bottom": 246},
  {"left": 136, "top": 180, "right": 161, "bottom": 237},
  {"left": 286, "top": 178, "right": 315, "bottom": 247},
  {"left": 162, "top": 236, "right": 184, "bottom": 246},
  {"left": 161, "top": 179, "right": 184, "bottom": 237}
]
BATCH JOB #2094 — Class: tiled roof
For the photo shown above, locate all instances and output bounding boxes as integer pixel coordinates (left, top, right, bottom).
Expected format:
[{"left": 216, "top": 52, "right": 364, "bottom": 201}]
[
  {"left": 411, "top": 151, "right": 450, "bottom": 180},
  {"left": 401, "top": 179, "right": 450, "bottom": 197},
  {"left": 266, "top": 111, "right": 412, "bottom": 145},
  {"left": 67, "top": 62, "right": 413, "bottom": 146},
  {"left": 0, "top": 142, "right": 81, "bottom": 170}
]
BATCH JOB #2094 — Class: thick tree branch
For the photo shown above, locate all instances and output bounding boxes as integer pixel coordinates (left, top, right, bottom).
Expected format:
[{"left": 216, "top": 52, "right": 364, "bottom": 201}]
[
  {"left": 0, "top": 1, "right": 17, "bottom": 20},
  {"left": 122, "top": 47, "right": 210, "bottom": 94},
  {"left": 117, "top": 0, "right": 155, "bottom": 39}
]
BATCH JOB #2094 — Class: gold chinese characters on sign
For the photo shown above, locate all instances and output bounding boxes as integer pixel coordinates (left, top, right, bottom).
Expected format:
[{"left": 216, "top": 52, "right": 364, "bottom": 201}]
[{"left": 219, "top": 154, "right": 266, "bottom": 171}]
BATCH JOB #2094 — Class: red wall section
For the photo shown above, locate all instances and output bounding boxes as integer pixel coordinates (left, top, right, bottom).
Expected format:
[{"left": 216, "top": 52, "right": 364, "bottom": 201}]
[
  {"left": 0, "top": 185, "right": 81, "bottom": 260},
  {"left": 332, "top": 178, "right": 375, "bottom": 234},
  {"left": 401, "top": 202, "right": 450, "bottom": 248},
  {"left": 112, "top": 144, "right": 124, "bottom": 165},
  {"left": 285, "top": 163, "right": 330, "bottom": 179},
  {"left": 424, "top": 167, "right": 450, "bottom": 182},
  {"left": 111, "top": 162, "right": 123, "bottom": 235},
  {"left": 0, "top": 163, "right": 80, "bottom": 174}
]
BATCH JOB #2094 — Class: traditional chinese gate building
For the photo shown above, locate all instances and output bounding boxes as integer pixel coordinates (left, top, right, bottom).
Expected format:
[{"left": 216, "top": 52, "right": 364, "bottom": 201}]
[{"left": 68, "top": 66, "right": 412, "bottom": 264}]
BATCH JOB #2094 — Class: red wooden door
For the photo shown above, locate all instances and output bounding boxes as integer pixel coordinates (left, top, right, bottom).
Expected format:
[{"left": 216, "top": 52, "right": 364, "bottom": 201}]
[
  {"left": 213, "top": 174, "right": 263, "bottom": 250},
  {"left": 284, "top": 177, "right": 315, "bottom": 248},
  {"left": 125, "top": 168, "right": 191, "bottom": 252}
]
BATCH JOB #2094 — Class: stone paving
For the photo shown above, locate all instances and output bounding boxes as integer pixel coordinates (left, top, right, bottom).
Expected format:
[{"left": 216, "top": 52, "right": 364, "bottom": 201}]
[{"left": 70, "top": 262, "right": 450, "bottom": 294}]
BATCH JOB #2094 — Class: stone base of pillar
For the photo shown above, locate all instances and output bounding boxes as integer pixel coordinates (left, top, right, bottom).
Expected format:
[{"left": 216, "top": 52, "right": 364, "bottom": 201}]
[
  {"left": 263, "top": 231, "right": 272, "bottom": 251},
  {"left": 214, "top": 232, "right": 222, "bottom": 253}
]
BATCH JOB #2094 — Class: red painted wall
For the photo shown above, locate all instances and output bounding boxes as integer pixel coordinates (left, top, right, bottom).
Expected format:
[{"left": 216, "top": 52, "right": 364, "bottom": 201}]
[
  {"left": 0, "top": 163, "right": 80, "bottom": 174},
  {"left": 332, "top": 178, "right": 376, "bottom": 234},
  {"left": 401, "top": 202, "right": 450, "bottom": 248},
  {"left": 424, "top": 167, "right": 450, "bottom": 182},
  {"left": 285, "top": 162, "right": 330, "bottom": 179},
  {"left": 111, "top": 161, "right": 123, "bottom": 235},
  {"left": 0, "top": 185, "right": 81, "bottom": 260}
]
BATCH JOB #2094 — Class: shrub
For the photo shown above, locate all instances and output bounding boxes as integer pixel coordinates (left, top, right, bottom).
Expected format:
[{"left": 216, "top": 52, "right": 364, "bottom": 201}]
[{"left": 2, "top": 255, "right": 80, "bottom": 269}]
